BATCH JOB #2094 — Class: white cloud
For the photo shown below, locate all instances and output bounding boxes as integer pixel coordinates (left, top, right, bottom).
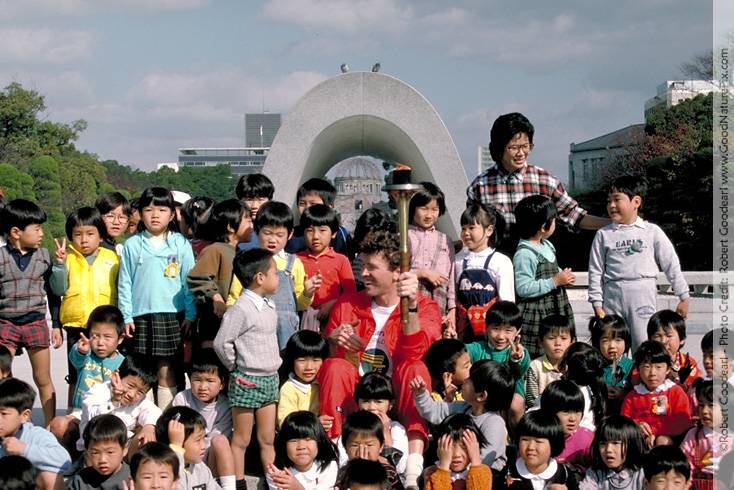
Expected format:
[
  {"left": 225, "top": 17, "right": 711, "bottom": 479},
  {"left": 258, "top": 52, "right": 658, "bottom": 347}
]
[
  {"left": 261, "top": 0, "right": 413, "bottom": 32},
  {"left": 0, "top": 29, "right": 93, "bottom": 64},
  {"left": 0, "top": 0, "right": 208, "bottom": 20}
]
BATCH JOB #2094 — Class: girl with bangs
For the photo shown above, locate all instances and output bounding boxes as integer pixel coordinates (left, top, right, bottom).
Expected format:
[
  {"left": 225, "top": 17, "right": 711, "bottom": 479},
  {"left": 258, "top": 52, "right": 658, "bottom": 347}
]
[
  {"left": 590, "top": 315, "right": 633, "bottom": 414},
  {"left": 118, "top": 187, "right": 196, "bottom": 409},
  {"left": 266, "top": 411, "right": 339, "bottom": 490}
]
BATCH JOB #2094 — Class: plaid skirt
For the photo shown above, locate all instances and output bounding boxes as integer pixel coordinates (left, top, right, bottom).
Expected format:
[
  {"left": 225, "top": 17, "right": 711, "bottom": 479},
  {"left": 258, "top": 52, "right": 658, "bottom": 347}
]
[
  {"left": 131, "top": 313, "right": 181, "bottom": 357},
  {"left": 228, "top": 371, "right": 279, "bottom": 409}
]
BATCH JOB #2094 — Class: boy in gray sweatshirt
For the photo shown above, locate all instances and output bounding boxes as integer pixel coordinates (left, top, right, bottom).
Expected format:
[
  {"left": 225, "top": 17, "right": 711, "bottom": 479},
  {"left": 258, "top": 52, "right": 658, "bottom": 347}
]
[
  {"left": 213, "top": 248, "right": 281, "bottom": 490},
  {"left": 588, "top": 175, "right": 689, "bottom": 349}
]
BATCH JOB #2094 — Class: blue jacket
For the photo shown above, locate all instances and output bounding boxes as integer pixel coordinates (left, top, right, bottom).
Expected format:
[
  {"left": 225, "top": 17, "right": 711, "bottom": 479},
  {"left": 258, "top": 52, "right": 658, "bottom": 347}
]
[
  {"left": 118, "top": 231, "right": 196, "bottom": 324},
  {"left": 0, "top": 422, "right": 71, "bottom": 474}
]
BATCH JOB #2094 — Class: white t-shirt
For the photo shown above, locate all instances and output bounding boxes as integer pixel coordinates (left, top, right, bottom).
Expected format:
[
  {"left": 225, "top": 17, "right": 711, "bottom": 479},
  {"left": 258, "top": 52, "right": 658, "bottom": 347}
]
[{"left": 359, "top": 302, "right": 398, "bottom": 377}]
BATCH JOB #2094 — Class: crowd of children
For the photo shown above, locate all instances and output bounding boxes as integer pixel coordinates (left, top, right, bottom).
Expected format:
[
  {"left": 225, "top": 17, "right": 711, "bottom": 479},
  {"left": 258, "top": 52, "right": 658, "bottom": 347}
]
[{"left": 0, "top": 168, "right": 722, "bottom": 490}]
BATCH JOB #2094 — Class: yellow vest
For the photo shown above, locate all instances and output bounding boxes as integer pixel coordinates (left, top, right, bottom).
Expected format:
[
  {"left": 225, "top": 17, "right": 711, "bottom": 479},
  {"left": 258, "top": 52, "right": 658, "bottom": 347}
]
[{"left": 60, "top": 245, "right": 119, "bottom": 327}]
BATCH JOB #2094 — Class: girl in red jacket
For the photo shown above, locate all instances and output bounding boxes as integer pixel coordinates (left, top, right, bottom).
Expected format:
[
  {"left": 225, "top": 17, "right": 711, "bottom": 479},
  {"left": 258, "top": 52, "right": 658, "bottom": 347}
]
[{"left": 620, "top": 340, "right": 692, "bottom": 447}]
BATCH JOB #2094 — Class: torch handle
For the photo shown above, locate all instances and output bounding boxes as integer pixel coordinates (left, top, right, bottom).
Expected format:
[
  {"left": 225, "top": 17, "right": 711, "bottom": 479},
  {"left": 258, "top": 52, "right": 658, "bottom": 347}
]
[{"left": 398, "top": 194, "right": 411, "bottom": 326}]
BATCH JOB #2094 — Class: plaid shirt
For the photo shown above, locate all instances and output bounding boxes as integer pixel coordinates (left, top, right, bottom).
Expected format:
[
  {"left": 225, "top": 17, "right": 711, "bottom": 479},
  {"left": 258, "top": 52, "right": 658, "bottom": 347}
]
[{"left": 466, "top": 163, "right": 586, "bottom": 230}]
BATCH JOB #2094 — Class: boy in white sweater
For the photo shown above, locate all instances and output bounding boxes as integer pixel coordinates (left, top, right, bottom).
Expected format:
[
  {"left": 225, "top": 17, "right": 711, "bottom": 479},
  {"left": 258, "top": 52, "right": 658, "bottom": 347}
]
[{"left": 588, "top": 175, "right": 689, "bottom": 350}]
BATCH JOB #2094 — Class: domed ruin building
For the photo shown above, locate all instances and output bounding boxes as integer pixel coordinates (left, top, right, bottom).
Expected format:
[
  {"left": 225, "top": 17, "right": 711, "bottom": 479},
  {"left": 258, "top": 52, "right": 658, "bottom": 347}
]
[{"left": 332, "top": 158, "right": 384, "bottom": 232}]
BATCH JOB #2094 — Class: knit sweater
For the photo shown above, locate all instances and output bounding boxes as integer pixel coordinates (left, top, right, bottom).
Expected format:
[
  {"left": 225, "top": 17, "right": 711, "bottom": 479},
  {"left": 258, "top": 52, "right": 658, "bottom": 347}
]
[
  {"left": 213, "top": 290, "right": 281, "bottom": 376},
  {"left": 117, "top": 231, "right": 196, "bottom": 324},
  {"left": 513, "top": 239, "right": 560, "bottom": 298},
  {"left": 0, "top": 245, "right": 51, "bottom": 319},
  {"left": 465, "top": 341, "right": 530, "bottom": 397},
  {"left": 579, "top": 468, "right": 645, "bottom": 490},
  {"left": 423, "top": 464, "right": 492, "bottom": 490},
  {"left": 620, "top": 379, "right": 692, "bottom": 438},
  {"left": 588, "top": 218, "right": 689, "bottom": 308},
  {"left": 525, "top": 355, "right": 563, "bottom": 408}
]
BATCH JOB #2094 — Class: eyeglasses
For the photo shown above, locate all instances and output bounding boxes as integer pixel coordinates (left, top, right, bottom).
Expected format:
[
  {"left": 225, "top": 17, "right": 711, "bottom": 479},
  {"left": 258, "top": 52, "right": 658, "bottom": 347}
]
[
  {"left": 102, "top": 213, "right": 129, "bottom": 223},
  {"left": 505, "top": 143, "right": 533, "bottom": 153}
]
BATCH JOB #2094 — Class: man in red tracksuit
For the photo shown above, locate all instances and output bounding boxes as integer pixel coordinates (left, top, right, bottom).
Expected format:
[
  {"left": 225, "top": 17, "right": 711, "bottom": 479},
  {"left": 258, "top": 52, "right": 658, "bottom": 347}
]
[{"left": 318, "top": 229, "right": 442, "bottom": 488}]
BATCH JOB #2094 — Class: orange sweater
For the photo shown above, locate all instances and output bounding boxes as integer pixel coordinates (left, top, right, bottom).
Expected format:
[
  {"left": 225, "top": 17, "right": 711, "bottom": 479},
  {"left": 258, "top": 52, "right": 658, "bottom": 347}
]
[{"left": 424, "top": 464, "right": 492, "bottom": 490}]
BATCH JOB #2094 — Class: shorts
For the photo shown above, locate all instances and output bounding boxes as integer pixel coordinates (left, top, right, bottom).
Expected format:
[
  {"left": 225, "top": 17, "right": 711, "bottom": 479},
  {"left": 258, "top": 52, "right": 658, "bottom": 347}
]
[
  {"left": 131, "top": 313, "right": 182, "bottom": 357},
  {"left": 0, "top": 317, "right": 50, "bottom": 351},
  {"left": 228, "top": 371, "right": 279, "bottom": 409}
]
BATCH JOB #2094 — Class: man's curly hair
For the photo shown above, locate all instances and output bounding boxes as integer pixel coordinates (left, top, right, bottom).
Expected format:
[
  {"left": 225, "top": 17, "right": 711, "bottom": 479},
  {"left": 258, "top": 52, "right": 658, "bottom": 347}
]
[{"left": 358, "top": 229, "right": 401, "bottom": 271}]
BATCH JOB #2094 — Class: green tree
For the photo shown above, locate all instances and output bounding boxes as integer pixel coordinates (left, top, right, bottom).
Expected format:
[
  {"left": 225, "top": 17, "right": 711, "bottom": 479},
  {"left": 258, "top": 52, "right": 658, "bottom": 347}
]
[
  {"left": 28, "top": 156, "right": 65, "bottom": 241},
  {"left": 0, "top": 163, "right": 35, "bottom": 201}
]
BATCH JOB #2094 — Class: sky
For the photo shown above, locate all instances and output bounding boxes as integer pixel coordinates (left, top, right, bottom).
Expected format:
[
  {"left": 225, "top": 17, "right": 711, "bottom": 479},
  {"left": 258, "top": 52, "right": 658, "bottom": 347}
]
[{"left": 0, "top": 0, "right": 713, "bottom": 183}]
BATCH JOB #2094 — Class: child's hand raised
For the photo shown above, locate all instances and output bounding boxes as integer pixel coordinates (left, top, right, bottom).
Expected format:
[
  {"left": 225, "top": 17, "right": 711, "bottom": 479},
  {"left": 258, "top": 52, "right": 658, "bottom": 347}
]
[
  {"left": 554, "top": 268, "right": 575, "bottom": 287},
  {"left": 376, "top": 411, "right": 393, "bottom": 447},
  {"left": 110, "top": 371, "right": 124, "bottom": 398},
  {"left": 436, "top": 434, "right": 453, "bottom": 471},
  {"left": 168, "top": 416, "right": 185, "bottom": 447},
  {"left": 304, "top": 272, "right": 322, "bottom": 298},
  {"left": 53, "top": 238, "right": 67, "bottom": 264},
  {"left": 461, "top": 430, "right": 482, "bottom": 466},
  {"left": 442, "top": 372, "right": 457, "bottom": 402},
  {"left": 409, "top": 375, "right": 428, "bottom": 394},
  {"left": 137, "top": 425, "right": 156, "bottom": 445},
  {"left": 510, "top": 331, "right": 524, "bottom": 361},
  {"left": 76, "top": 332, "right": 91, "bottom": 355}
]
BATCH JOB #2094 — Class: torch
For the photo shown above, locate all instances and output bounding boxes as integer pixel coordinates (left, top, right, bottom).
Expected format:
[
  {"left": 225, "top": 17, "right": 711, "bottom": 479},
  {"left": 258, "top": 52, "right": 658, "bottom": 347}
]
[{"left": 383, "top": 164, "right": 423, "bottom": 326}]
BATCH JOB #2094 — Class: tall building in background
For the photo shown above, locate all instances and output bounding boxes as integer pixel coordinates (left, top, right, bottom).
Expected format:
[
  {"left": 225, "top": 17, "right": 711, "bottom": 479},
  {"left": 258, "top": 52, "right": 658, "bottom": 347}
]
[
  {"left": 477, "top": 145, "right": 493, "bottom": 176},
  {"left": 644, "top": 80, "right": 716, "bottom": 119},
  {"left": 245, "top": 113, "right": 281, "bottom": 148},
  {"left": 178, "top": 113, "right": 282, "bottom": 177}
]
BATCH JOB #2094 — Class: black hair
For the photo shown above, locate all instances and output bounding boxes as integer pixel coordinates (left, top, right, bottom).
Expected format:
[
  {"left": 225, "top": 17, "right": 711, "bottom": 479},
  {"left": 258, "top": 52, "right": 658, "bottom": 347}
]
[
  {"left": 646, "top": 309, "right": 687, "bottom": 341},
  {"left": 434, "top": 413, "right": 488, "bottom": 448},
  {"left": 0, "top": 455, "right": 38, "bottom": 490},
  {"left": 610, "top": 175, "right": 647, "bottom": 202},
  {"left": 514, "top": 194, "right": 557, "bottom": 239},
  {"left": 489, "top": 112, "right": 535, "bottom": 163},
  {"left": 83, "top": 413, "right": 128, "bottom": 448},
  {"left": 341, "top": 459, "right": 389, "bottom": 489},
  {"left": 1, "top": 199, "right": 46, "bottom": 235},
  {"left": 136, "top": 187, "right": 179, "bottom": 233},
  {"left": 696, "top": 380, "right": 713, "bottom": 406},
  {"left": 633, "top": 340, "right": 672, "bottom": 367},
  {"left": 589, "top": 315, "right": 631, "bottom": 356},
  {"left": 424, "top": 339, "right": 468, "bottom": 395},
  {"left": 540, "top": 379, "right": 585, "bottom": 413},
  {"left": 283, "top": 330, "right": 329, "bottom": 374},
  {"left": 155, "top": 406, "right": 207, "bottom": 444},
  {"left": 129, "top": 198, "right": 140, "bottom": 212},
  {"left": 539, "top": 314, "right": 576, "bottom": 342},
  {"left": 0, "top": 344, "right": 12, "bottom": 376},
  {"left": 516, "top": 410, "right": 565, "bottom": 458},
  {"left": 86, "top": 304, "right": 125, "bottom": 337},
  {"left": 207, "top": 199, "right": 248, "bottom": 243},
  {"left": 180, "top": 196, "right": 215, "bottom": 239},
  {"left": 65, "top": 206, "right": 106, "bottom": 242},
  {"left": 190, "top": 349, "right": 227, "bottom": 382},
  {"left": 485, "top": 300, "right": 523, "bottom": 330},
  {"left": 297, "top": 178, "right": 337, "bottom": 207},
  {"left": 354, "top": 372, "right": 394, "bottom": 403},
  {"left": 95, "top": 192, "right": 132, "bottom": 217},
  {"left": 341, "top": 410, "right": 384, "bottom": 448},
  {"left": 470, "top": 359, "right": 516, "bottom": 412},
  {"left": 589, "top": 415, "right": 647, "bottom": 471},
  {"left": 359, "top": 229, "right": 401, "bottom": 271},
  {"left": 255, "top": 201, "right": 294, "bottom": 234},
  {"left": 353, "top": 208, "right": 395, "bottom": 246},
  {"left": 701, "top": 329, "right": 714, "bottom": 353},
  {"left": 275, "top": 411, "right": 338, "bottom": 472},
  {"left": 232, "top": 247, "right": 273, "bottom": 289},
  {"left": 130, "top": 442, "right": 179, "bottom": 480},
  {"left": 460, "top": 202, "right": 502, "bottom": 247},
  {"left": 643, "top": 445, "right": 690, "bottom": 482},
  {"left": 235, "top": 173, "right": 274, "bottom": 201},
  {"left": 118, "top": 355, "right": 157, "bottom": 389},
  {"left": 409, "top": 181, "right": 446, "bottom": 222},
  {"left": 560, "top": 342, "right": 607, "bottom": 427},
  {"left": 300, "top": 204, "right": 339, "bottom": 233},
  {"left": 0, "top": 378, "right": 35, "bottom": 412}
]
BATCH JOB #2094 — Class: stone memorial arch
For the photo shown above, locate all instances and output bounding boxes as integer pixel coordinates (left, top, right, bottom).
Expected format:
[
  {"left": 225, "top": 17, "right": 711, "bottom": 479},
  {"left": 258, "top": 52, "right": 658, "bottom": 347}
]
[{"left": 263, "top": 71, "right": 468, "bottom": 238}]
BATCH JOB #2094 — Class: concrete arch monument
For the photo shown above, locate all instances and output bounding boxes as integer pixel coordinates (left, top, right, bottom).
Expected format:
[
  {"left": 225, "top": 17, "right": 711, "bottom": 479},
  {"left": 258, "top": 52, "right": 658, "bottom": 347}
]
[{"left": 263, "top": 71, "right": 468, "bottom": 238}]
